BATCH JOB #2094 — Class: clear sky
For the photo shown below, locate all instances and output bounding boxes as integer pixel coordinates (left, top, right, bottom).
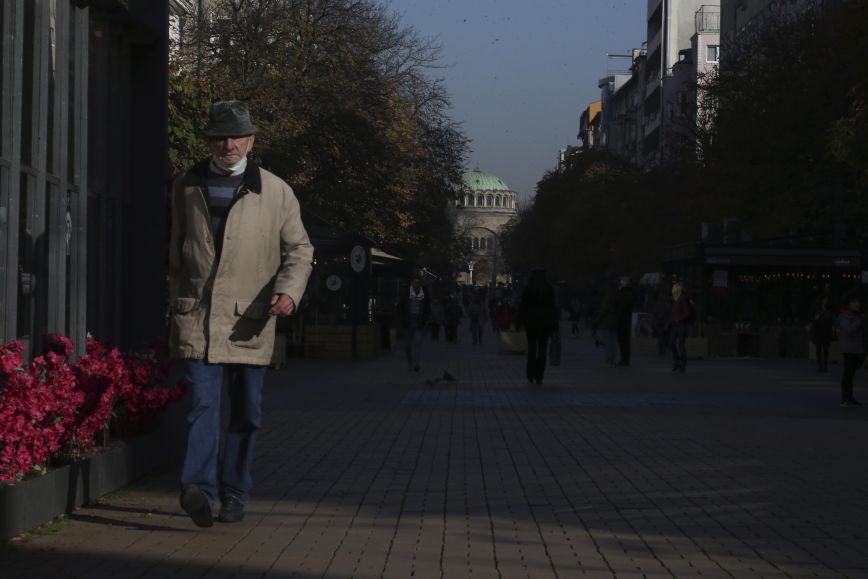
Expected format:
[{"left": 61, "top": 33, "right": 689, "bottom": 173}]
[{"left": 388, "top": 0, "right": 648, "bottom": 202}]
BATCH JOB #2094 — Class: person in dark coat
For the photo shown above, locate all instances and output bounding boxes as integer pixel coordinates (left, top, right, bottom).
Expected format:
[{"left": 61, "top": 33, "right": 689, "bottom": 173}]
[
  {"left": 397, "top": 274, "right": 431, "bottom": 371},
  {"left": 810, "top": 296, "right": 835, "bottom": 372},
  {"left": 835, "top": 292, "right": 864, "bottom": 407},
  {"left": 615, "top": 276, "right": 635, "bottom": 366},
  {"left": 468, "top": 295, "right": 484, "bottom": 345},
  {"left": 670, "top": 281, "right": 690, "bottom": 373},
  {"left": 443, "top": 295, "right": 462, "bottom": 343},
  {"left": 592, "top": 287, "right": 619, "bottom": 366},
  {"left": 519, "top": 268, "right": 559, "bottom": 384}
]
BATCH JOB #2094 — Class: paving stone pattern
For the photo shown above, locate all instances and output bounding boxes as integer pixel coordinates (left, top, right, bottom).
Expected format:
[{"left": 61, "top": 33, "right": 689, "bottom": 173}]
[{"left": 2, "top": 327, "right": 868, "bottom": 578}]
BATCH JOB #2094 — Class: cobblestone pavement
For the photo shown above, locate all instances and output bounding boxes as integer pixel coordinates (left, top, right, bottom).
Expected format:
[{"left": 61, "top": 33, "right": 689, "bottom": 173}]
[{"left": 3, "top": 326, "right": 868, "bottom": 578}]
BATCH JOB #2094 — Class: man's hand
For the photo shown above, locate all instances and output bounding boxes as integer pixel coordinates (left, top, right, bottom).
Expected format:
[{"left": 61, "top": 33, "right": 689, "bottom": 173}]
[{"left": 270, "top": 293, "right": 296, "bottom": 316}]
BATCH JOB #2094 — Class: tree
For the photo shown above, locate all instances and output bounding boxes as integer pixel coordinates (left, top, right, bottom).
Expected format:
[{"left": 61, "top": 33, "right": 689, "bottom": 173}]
[
  {"left": 501, "top": 151, "right": 703, "bottom": 287},
  {"left": 700, "top": 0, "right": 868, "bottom": 237},
  {"left": 174, "top": 0, "right": 468, "bottom": 262},
  {"left": 168, "top": 57, "right": 218, "bottom": 173}
]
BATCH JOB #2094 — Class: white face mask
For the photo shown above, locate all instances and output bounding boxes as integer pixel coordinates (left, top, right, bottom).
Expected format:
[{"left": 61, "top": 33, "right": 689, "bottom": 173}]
[
  {"left": 210, "top": 140, "right": 250, "bottom": 175},
  {"left": 211, "top": 155, "right": 247, "bottom": 175}
]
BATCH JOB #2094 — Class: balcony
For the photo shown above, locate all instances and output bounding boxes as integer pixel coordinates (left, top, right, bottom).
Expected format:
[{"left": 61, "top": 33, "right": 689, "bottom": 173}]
[{"left": 696, "top": 5, "right": 721, "bottom": 33}]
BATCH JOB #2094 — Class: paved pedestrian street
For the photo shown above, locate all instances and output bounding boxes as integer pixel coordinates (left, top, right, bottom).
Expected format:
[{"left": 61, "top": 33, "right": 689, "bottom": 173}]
[{"left": 3, "top": 328, "right": 868, "bottom": 578}]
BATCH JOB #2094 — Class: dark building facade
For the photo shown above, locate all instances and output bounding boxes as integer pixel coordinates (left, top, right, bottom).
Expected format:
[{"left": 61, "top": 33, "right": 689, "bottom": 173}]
[{"left": 1, "top": 0, "right": 169, "bottom": 355}]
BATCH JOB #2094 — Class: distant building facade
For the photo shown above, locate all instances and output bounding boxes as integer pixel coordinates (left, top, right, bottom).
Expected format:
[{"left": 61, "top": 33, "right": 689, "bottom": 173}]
[
  {"left": 453, "top": 170, "right": 519, "bottom": 286},
  {"left": 668, "top": 5, "right": 720, "bottom": 158},
  {"left": 582, "top": 0, "right": 720, "bottom": 168},
  {"left": 578, "top": 101, "right": 602, "bottom": 151}
]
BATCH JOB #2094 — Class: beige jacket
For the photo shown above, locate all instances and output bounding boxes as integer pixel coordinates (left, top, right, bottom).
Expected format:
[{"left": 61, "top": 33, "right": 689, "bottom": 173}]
[{"left": 168, "top": 161, "right": 314, "bottom": 365}]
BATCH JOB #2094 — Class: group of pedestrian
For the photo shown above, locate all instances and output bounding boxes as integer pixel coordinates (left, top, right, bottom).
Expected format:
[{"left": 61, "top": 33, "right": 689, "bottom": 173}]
[{"left": 591, "top": 276, "right": 692, "bottom": 372}]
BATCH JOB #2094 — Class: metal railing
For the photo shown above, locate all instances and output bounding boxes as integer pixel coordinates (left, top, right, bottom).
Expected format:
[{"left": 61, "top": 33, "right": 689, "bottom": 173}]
[{"left": 696, "top": 5, "right": 721, "bottom": 32}]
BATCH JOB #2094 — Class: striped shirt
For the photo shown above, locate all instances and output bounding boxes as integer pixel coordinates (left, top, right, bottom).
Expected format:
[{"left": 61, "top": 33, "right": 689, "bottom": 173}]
[{"left": 206, "top": 169, "right": 243, "bottom": 255}]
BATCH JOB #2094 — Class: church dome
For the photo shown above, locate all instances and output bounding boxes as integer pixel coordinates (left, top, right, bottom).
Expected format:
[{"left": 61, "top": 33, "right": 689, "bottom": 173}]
[{"left": 462, "top": 169, "right": 511, "bottom": 192}]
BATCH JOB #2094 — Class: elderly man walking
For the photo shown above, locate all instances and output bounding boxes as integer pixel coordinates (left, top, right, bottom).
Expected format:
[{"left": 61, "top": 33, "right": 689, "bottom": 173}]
[{"left": 169, "top": 101, "right": 313, "bottom": 527}]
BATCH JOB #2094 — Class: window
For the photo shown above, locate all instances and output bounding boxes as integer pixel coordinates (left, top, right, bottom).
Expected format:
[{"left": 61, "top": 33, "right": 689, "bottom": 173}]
[
  {"left": 706, "top": 45, "right": 719, "bottom": 63},
  {"left": 476, "top": 194, "right": 483, "bottom": 207},
  {"left": 480, "top": 238, "right": 487, "bottom": 250},
  {"left": 495, "top": 195, "right": 501, "bottom": 207},
  {"left": 486, "top": 195, "right": 493, "bottom": 207},
  {"left": 465, "top": 194, "right": 473, "bottom": 206},
  {"left": 472, "top": 238, "right": 479, "bottom": 249}
]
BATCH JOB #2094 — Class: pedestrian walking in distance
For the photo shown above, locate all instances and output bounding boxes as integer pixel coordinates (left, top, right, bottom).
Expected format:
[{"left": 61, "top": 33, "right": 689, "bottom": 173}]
[
  {"left": 670, "top": 281, "right": 690, "bottom": 373},
  {"left": 398, "top": 273, "right": 430, "bottom": 371},
  {"left": 592, "top": 284, "right": 619, "bottom": 367},
  {"left": 429, "top": 299, "right": 444, "bottom": 341},
  {"left": 615, "top": 276, "right": 635, "bottom": 366},
  {"left": 468, "top": 295, "right": 484, "bottom": 345},
  {"left": 810, "top": 296, "right": 834, "bottom": 372},
  {"left": 835, "top": 292, "right": 864, "bottom": 407},
  {"left": 169, "top": 101, "right": 314, "bottom": 527},
  {"left": 519, "top": 268, "right": 559, "bottom": 384}
]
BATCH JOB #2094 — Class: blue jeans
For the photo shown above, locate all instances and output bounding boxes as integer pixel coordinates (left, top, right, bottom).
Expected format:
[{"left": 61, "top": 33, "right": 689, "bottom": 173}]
[{"left": 179, "top": 359, "right": 266, "bottom": 506}]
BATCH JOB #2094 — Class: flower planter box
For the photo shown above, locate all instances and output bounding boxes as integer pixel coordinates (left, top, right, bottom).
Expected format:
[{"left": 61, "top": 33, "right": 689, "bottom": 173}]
[{"left": 0, "top": 424, "right": 175, "bottom": 541}]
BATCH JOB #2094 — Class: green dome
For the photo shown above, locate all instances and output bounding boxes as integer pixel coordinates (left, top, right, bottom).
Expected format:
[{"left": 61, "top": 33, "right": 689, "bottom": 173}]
[{"left": 462, "top": 169, "right": 511, "bottom": 192}]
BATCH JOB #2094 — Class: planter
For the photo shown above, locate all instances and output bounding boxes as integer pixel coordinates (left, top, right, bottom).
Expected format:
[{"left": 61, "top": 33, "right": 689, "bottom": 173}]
[{"left": 0, "top": 420, "right": 178, "bottom": 541}]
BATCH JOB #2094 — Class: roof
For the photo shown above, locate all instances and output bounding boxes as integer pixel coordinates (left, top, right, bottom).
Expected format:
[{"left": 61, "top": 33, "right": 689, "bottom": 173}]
[{"left": 462, "top": 169, "right": 511, "bottom": 193}]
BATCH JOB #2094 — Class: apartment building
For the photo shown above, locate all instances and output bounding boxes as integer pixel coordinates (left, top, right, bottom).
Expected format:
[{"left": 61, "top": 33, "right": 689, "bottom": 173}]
[
  {"left": 578, "top": 101, "right": 602, "bottom": 150},
  {"left": 668, "top": 5, "right": 720, "bottom": 157},
  {"left": 586, "top": 0, "right": 720, "bottom": 168},
  {"left": 643, "top": 0, "right": 719, "bottom": 165},
  {"left": 602, "top": 48, "right": 648, "bottom": 167}
]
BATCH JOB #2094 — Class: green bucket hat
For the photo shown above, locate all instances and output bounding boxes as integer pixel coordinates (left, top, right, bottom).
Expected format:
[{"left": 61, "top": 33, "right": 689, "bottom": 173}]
[{"left": 201, "top": 100, "right": 259, "bottom": 138}]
